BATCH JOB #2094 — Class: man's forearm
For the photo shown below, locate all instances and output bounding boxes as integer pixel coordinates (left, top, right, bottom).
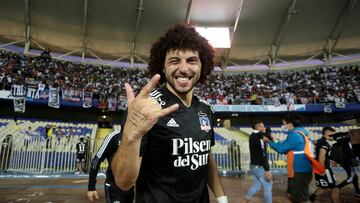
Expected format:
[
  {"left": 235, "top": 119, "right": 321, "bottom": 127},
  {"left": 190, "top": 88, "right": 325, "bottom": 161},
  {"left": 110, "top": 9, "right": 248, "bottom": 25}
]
[
  {"left": 111, "top": 132, "right": 142, "bottom": 190},
  {"left": 207, "top": 153, "right": 226, "bottom": 197}
]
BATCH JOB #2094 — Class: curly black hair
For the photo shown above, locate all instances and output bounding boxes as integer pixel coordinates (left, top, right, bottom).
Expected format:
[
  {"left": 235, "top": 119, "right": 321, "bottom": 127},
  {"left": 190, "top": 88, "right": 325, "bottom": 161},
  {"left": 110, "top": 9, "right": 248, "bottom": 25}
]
[
  {"left": 148, "top": 24, "right": 215, "bottom": 84},
  {"left": 282, "top": 114, "right": 302, "bottom": 127}
]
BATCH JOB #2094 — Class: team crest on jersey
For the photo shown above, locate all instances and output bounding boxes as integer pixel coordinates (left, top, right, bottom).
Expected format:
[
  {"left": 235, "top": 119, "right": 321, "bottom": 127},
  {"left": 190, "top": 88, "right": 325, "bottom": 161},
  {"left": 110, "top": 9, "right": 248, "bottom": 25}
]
[{"left": 198, "top": 112, "right": 211, "bottom": 132}]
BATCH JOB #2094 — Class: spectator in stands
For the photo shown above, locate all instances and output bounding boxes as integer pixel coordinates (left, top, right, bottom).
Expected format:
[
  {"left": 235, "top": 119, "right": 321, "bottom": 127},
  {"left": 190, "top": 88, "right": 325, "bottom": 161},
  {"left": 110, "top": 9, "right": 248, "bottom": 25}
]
[
  {"left": 45, "top": 125, "right": 54, "bottom": 149},
  {"left": 265, "top": 115, "right": 312, "bottom": 203},
  {"left": 75, "top": 136, "right": 87, "bottom": 174},
  {"left": 309, "top": 127, "right": 340, "bottom": 203},
  {"left": 1, "top": 49, "right": 360, "bottom": 106},
  {"left": 84, "top": 134, "right": 92, "bottom": 173},
  {"left": 228, "top": 140, "right": 241, "bottom": 171},
  {"left": 0, "top": 134, "right": 13, "bottom": 171},
  {"left": 241, "top": 120, "right": 272, "bottom": 203},
  {"left": 87, "top": 129, "right": 134, "bottom": 203},
  {"left": 55, "top": 126, "right": 64, "bottom": 143},
  {"left": 111, "top": 24, "right": 228, "bottom": 203}
]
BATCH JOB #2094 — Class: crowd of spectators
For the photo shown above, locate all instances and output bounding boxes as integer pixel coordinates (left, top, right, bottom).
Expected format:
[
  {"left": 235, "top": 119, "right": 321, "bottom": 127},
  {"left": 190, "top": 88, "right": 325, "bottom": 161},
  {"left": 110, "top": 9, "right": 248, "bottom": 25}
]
[
  {"left": 1, "top": 49, "right": 359, "bottom": 106},
  {"left": 198, "top": 65, "right": 360, "bottom": 105},
  {"left": 0, "top": 49, "right": 147, "bottom": 102}
]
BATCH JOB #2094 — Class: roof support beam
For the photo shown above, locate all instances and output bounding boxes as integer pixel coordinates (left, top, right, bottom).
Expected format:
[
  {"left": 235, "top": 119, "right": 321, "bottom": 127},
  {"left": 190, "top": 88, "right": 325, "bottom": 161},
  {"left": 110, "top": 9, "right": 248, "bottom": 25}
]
[
  {"left": 130, "top": 0, "right": 145, "bottom": 66},
  {"left": 81, "top": 0, "right": 89, "bottom": 62},
  {"left": 56, "top": 48, "right": 82, "bottom": 60},
  {"left": 24, "top": 0, "right": 30, "bottom": 54},
  {"left": 0, "top": 40, "right": 24, "bottom": 49},
  {"left": 32, "top": 41, "right": 45, "bottom": 50},
  {"left": 87, "top": 49, "right": 103, "bottom": 62},
  {"left": 323, "top": 0, "right": 358, "bottom": 64},
  {"left": 109, "top": 54, "right": 130, "bottom": 66},
  {"left": 185, "top": 0, "right": 194, "bottom": 23},
  {"left": 222, "top": 0, "right": 244, "bottom": 69},
  {"left": 269, "top": 0, "right": 298, "bottom": 66}
]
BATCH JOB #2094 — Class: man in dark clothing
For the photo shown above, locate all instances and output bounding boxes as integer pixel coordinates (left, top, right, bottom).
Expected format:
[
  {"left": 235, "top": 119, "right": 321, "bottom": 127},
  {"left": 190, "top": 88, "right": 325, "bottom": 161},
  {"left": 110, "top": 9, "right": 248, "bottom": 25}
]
[
  {"left": 228, "top": 140, "right": 241, "bottom": 171},
  {"left": 0, "top": 134, "right": 13, "bottom": 171},
  {"left": 87, "top": 129, "right": 134, "bottom": 203},
  {"left": 76, "top": 137, "right": 87, "bottom": 174},
  {"left": 330, "top": 130, "right": 360, "bottom": 197},
  {"left": 241, "top": 120, "right": 272, "bottom": 203},
  {"left": 309, "top": 127, "right": 340, "bottom": 203},
  {"left": 111, "top": 24, "right": 227, "bottom": 203}
]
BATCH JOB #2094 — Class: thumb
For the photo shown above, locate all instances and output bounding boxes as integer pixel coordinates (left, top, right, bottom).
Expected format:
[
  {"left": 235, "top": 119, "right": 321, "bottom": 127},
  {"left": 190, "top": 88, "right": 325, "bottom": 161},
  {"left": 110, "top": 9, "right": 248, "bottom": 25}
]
[{"left": 125, "top": 83, "right": 135, "bottom": 103}]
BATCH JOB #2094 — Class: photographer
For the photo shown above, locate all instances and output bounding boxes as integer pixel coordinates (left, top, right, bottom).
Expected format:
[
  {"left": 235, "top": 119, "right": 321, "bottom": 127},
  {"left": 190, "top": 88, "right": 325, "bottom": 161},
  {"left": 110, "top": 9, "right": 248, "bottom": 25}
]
[{"left": 330, "top": 129, "right": 360, "bottom": 197}]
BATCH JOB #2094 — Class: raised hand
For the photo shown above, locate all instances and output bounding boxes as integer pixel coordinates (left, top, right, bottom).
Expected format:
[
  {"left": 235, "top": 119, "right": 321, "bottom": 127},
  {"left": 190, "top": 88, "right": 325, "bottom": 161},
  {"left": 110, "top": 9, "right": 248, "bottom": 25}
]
[{"left": 123, "top": 74, "right": 179, "bottom": 140}]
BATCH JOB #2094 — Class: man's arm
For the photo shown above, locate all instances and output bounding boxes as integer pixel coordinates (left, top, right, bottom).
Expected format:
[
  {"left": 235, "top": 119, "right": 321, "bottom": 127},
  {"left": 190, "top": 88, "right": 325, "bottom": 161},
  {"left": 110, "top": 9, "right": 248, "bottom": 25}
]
[
  {"left": 111, "top": 75, "right": 178, "bottom": 190},
  {"left": 207, "top": 153, "right": 227, "bottom": 200},
  {"left": 112, "top": 131, "right": 143, "bottom": 190},
  {"left": 268, "top": 132, "right": 298, "bottom": 154},
  {"left": 88, "top": 131, "right": 119, "bottom": 191},
  {"left": 318, "top": 148, "right": 326, "bottom": 167},
  {"left": 87, "top": 131, "right": 119, "bottom": 201}
]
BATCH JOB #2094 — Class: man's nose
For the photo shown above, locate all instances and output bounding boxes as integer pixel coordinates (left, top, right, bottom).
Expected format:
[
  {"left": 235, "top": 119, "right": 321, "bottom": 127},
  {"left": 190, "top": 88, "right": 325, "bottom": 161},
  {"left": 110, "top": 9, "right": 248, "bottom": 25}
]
[{"left": 178, "top": 60, "right": 188, "bottom": 72}]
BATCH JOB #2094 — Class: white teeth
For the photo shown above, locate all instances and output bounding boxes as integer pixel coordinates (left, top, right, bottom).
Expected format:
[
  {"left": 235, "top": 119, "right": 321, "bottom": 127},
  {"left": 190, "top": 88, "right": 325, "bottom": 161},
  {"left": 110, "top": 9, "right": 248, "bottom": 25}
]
[
  {"left": 178, "top": 77, "right": 190, "bottom": 81},
  {"left": 176, "top": 77, "right": 190, "bottom": 81}
]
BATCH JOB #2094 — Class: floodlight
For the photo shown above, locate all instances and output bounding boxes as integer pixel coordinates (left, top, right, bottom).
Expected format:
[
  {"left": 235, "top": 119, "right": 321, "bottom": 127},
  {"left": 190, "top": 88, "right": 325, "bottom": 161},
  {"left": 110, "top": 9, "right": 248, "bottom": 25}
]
[{"left": 195, "top": 27, "right": 231, "bottom": 48}]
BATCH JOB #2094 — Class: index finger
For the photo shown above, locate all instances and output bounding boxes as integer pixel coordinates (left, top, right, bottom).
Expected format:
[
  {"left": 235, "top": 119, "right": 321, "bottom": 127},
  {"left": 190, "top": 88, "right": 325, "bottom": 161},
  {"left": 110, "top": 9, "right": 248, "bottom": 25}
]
[{"left": 138, "top": 74, "right": 161, "bottom": 98}]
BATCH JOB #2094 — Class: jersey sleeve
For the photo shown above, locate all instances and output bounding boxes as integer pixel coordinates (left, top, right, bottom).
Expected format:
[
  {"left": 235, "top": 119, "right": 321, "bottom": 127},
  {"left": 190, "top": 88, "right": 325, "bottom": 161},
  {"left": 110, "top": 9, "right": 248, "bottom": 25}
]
[{"left": 88, "top": 130, "right": 120, "bottom": 191}]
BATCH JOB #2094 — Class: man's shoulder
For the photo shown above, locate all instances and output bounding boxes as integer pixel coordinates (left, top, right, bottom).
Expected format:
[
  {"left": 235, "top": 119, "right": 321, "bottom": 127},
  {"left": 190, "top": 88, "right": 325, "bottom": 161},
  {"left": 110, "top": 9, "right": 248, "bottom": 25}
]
[
  {"left": 291, "top": 128, "right": 308, "bottom": 137},
  {"left": 194, "top": 95, "right": 213, "bottom": 113}
]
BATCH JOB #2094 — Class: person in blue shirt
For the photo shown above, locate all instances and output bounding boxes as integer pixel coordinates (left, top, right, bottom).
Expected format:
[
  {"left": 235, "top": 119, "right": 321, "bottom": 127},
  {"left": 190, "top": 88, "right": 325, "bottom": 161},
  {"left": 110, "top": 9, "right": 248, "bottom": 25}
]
[{"left": 264, "top": 115, "right": 312, "bottom": 203}]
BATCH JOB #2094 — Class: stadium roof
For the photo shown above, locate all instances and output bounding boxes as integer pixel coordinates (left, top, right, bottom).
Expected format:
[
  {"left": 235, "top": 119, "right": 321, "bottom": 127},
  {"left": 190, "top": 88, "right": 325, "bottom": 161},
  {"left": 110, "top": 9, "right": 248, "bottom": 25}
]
[{"left": 0, "top": 0, "right": 360, "bottom": 70}]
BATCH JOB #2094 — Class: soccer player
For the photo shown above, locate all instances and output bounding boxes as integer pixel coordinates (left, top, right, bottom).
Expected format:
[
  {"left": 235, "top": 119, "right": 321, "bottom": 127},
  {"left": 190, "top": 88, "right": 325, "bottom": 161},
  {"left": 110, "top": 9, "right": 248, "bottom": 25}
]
[
  {"left": 87, "top": 129, "right": 134, "bottom": 203},
  {"left": 75, "top": 136, "right": 86, "bottom": 174},
  {"left": 309, "top": 127, "right": 340, "bottom": 203},
  {"left": 112, "top": 24, "right": 228, "bottom": 203}
]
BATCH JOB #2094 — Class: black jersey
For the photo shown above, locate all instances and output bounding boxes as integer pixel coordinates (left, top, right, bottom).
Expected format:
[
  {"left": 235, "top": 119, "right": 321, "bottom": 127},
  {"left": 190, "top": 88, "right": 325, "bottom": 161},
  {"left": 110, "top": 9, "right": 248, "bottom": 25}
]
[
  {"left": 88, "top": 129, "right": 134, "bottom": 202},
  {"left": 88, "top": 130, "right": 120, "bottom": 190},
  {"left": 131, "top": 86, "right": 215, "bottom": 203},
  {"left": 76, "top": 141, "right": 87, "bottom": 154},
  {"left": 315, "top": 137, "right": 332, "bottom": 169}
]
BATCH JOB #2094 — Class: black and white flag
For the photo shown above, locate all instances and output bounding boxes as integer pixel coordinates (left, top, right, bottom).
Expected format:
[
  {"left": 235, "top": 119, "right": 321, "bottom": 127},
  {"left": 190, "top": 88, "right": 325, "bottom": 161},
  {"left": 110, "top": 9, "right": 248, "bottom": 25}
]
[
  {"left": 13, "top": 97, "right": 25, "bottom": 113},
  {"left": 82, "top": 91, "right": 92, "bottom": 108},
  {"left": 117, "top": 96, "right": 127, "bottom": 111},
  {"left": 48, "top": 87, "right": 60, "bottom": 108}
]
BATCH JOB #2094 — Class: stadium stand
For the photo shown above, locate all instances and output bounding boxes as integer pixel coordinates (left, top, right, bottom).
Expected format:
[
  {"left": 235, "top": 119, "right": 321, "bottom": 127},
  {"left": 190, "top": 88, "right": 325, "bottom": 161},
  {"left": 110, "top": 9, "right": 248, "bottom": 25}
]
[
  {"left": 1, "top": 49, "right": 359, "bottom": 107},
  {"left": 0, "top": 118, "right": 97, "bottom": 174}
]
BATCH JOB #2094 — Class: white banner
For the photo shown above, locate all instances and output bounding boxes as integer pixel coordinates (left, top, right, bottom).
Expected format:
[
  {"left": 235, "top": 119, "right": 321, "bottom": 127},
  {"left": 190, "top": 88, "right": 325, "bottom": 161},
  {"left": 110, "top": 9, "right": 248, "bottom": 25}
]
[
  {"left": 0, "top": 90, "right": 11, "bottom": 99},
  {"left": 211, "top": 104, "right": 306, "bottom": 112}
]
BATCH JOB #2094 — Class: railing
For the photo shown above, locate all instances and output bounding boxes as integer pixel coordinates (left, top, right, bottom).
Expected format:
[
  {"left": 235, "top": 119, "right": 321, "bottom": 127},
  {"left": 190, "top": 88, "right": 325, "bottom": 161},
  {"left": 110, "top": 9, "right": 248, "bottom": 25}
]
[
  {"left": 1, "top": 136, "right": 92, "bottom": 174},
  {"left": 0, "top": 137, "right": 346, "bottom": 176}
]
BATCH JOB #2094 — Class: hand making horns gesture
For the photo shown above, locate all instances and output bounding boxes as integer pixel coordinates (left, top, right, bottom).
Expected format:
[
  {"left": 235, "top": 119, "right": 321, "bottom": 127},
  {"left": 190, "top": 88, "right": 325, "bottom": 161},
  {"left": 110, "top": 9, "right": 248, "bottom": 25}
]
[{"left": 123, "top": 74, "right": 179, "bottom": 140}]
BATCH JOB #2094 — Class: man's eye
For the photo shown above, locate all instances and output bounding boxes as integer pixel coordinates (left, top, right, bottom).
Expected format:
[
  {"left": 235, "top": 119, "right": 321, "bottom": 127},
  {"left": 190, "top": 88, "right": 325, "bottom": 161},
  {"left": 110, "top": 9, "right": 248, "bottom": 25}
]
[{"left": 169, "top": 60, "right": 178, "bottom": 64}]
